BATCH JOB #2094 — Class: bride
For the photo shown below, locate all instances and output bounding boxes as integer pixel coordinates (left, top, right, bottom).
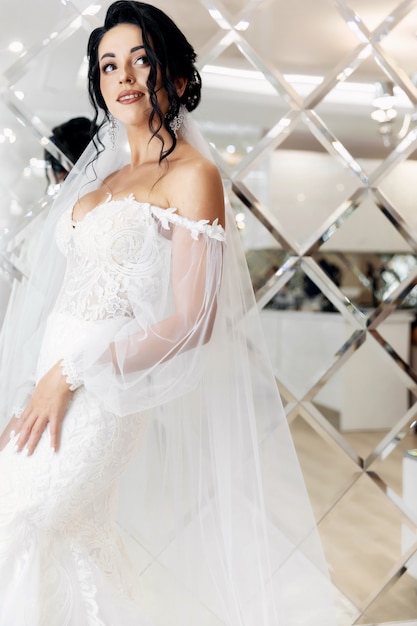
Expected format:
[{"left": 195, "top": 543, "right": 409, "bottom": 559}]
[{"left": 0, "top": 2, "right": 336, "bottom": 624}]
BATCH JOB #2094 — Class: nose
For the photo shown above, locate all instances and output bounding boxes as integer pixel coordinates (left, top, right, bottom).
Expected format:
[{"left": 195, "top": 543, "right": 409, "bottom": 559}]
[{"left": 118, "top": 66, "right": 134, "bottom": 84}]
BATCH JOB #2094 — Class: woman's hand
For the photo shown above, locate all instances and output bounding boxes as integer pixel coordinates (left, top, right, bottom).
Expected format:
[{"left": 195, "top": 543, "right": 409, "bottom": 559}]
[{"left": 12, "top": 362, "right": 73, "bottom": 456}]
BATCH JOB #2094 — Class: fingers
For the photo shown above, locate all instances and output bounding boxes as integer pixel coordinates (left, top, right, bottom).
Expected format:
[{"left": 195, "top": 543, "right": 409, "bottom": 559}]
[
  {"left": 14, "top": 411, "right": 49, "bottom": 456},
  {"left": 49, "top": 417, "right": 62, "bottom": 453},
  {"left": 24, "top": 416, "right": 50, "bottom": 456},
  {"left": 14, "top": 410, "right": 65, "bottom": 456}
]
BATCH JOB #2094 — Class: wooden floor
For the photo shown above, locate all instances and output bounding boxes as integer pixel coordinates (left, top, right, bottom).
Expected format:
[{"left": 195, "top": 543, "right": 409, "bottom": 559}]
[{"left": 290, "top": 418, "right": 417, "bottom": 625}]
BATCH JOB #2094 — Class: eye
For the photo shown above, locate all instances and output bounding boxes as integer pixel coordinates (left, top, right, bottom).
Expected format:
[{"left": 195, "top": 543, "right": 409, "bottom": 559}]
[
  {"left": 134, "top": 55, "right": 149, "bottom": 66},
  {"left": 101, "top": 62, "right": 116, "bottom": 74}
]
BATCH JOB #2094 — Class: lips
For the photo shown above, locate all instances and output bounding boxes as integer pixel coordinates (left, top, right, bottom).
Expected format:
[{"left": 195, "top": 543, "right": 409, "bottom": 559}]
[{"left": 117, "top": 90, "right": 143, "bottom": 104}]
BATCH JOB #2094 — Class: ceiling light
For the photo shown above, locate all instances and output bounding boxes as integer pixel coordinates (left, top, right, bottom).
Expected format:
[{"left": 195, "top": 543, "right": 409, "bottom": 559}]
[
  {"left": 373, "top": 81, "right": 397, "bottom": 109},
  {"left": 235, "top": 20, "right": 249, "bottom": 31},
  {"left": 371, "top": 108, "right": 397, "bottom": 123},
  {"left": 82, "top": 4, "right": 102, "bottom": 16},
  {"left": 8, "top": 41, "right": 23, "bottom": 53},
  {"left": 208, "top": 9, "right": 230, "bottom": 30}
]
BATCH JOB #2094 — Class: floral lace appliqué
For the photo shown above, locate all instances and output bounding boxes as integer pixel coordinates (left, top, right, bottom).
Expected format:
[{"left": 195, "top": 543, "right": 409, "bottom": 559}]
[
  {"left": 54, "top": 196, "right": 224, "bottom": 324},
  {"left": 150, "top": 205, "right": 226, "bottom": 241}
]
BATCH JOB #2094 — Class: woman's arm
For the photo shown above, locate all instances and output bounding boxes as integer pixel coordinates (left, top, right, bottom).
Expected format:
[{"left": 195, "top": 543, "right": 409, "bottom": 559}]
[{"left": 109, "top": 157, "right": 225, "bottom": 373}]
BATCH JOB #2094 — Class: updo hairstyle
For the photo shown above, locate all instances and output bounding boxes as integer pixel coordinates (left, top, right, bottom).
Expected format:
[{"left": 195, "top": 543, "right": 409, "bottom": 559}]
[{"left": 87, "top": 0, "right": 202, "bottom": 161}]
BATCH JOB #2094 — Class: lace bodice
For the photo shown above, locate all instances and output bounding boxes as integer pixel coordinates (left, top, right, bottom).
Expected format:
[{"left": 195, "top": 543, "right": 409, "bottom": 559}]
[{"left": 54, "top": 194, "right": 225, "bottom": 322}]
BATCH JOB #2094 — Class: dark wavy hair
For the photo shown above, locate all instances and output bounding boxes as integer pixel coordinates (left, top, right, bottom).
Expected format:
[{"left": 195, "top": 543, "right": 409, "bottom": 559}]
[
  {"left": 44, "top": 117, "right": 97, "bottom": 178},
  {"left": 87, "top": 1, "right": 202, "bottom": 162}
]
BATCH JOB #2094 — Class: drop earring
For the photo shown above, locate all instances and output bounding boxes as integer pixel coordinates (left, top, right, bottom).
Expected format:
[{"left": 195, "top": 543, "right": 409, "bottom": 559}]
[
  {"left": 169, "top": 106, "right": 185, "bottom": 138},
  {"left": 109, "top": 115, "right": 118, "bottom": 150}
]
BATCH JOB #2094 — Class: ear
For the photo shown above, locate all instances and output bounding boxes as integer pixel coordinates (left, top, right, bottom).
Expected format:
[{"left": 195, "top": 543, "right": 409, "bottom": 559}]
[{"left": 174, "top": 77, "right": 187, "bottom": 98}]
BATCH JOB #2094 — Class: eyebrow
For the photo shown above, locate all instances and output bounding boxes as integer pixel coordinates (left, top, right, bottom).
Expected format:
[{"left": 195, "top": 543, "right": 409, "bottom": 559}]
[{"left": 99, "top": 45, "right": 145, "bottom": 62}]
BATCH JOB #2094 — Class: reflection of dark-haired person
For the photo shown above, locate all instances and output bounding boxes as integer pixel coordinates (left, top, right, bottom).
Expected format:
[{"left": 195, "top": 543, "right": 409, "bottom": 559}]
[
  {"left": 0, "top": 2, "right": 335, "bottom": 624},
  {"left": 44, "top": 116, "right": 97, "bottom": 186}
]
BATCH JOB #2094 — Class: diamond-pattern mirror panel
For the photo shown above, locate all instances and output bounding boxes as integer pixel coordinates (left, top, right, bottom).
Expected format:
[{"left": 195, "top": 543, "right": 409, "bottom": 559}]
[
  {"left": 0, "top": 0, "right": 81, "bottom": 73},
  {"left": 3, "top": 1, "right": 417, "bottom": 624},
  {"left": 244, "top": 146, "right": 360, "bottom": 248},
  {"left": 315, "top": 63, "right": 416, "bottom": 164},
  {"left": 347, "top": 0, "right": 405, "bottom": 30},
  {"left": 357, "top": 568, "right": 417, "bottom": 624},
  {"left": 313, "top": 339, "right": 412, "bottom": 440},
  {"left": 319, "top": 473, "right": 415, "bottom": 607},
  {"left": 288, "top": 413, "right": 360, "bottom": 520},
  {"left": 242, "top": 0, "right": 361, "bottom": 98}
]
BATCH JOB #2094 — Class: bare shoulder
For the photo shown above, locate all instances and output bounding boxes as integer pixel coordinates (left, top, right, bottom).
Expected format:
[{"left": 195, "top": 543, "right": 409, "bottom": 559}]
[{"left": 165, "top": 147, "right": 225, "bottom": 228}]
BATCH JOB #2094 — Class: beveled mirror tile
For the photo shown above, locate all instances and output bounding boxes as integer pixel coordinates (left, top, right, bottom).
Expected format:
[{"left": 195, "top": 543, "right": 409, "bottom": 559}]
[
  {"left": 258, "top": 412, "right": 358, "bottom": 553},
  {"left": 376, "top": 158, "right": 417, "bottom": 239},
  {"left": 312, "top": 335, "right": 413, "bottom": 440},
  {"left": 229, "top": 193, "right": 283, "bottom": 252},
  {"left": 260, "top": 294, "right": 360, "bottom": 399},
  {"left": 309, "top": 251, "right": 374, "bottom": 312},
  {"left": 343, "top": 0, "right": 413, "bottom": 32},
  {"left": 287, "top": 413, "right": 361, "bottom": 522},
  {"left": 356, "top": 567, "right": 417, "bottom": 624},
  {"left": 254, "top": 255, "right": 299, "bottom": 311},
  {"left": 373, "top": 5, "right": 417, "bottom": 84},
  {"left": 300, "top": 257, "right": 366, "bottom": 325},
  {"left": 320, "top": 192, "right": 416, "bottom": 262},
  {"left": 231, "top": 179, "right": 299, "bottom": 253},
  {"left": 196, "top": 43, "right": 293, "bottom": 168},
  {"left": 315, "top": 66, "right": 416, "bottom": 166},
  {"left": 0, "top": 0, "right": 80, "bottom": 75},
  {"left": 366, "top": 423, "right": 417, "bottom": 504},
  {"left": 215, "top": 0, "right": 254, "bottom": 14},
  {"left": 244, "top": 246, "right": 288, "bottom": 292},
  {"left": 11, "top": 26, "right": 91, "bottom": 126},
  {"left": 85, "top": 0, "right": 220, "bottom": 52},
  {"left": 355, "top": 544, "right": 417, "bottom": 626},
  {"left": 242, "top": 0, "right": 362, "bottom": 98},
  {"left": 0, "top": 101, "right": 49, "bottom": 240},
  {"left": 242, "top": 145, "right": 361, "bottom": 249},
  {"left": 318, "top": 472, "right": 414, "bottom": 609},
  {"left": 364, "top": 405, "right": 417, "bottom": 471}
]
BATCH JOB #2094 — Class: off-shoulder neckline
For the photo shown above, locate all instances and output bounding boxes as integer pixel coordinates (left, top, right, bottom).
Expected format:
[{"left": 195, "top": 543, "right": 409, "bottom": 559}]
[
  {"left": 71, "top": 192, "right": 169, "bottom": 225},
  {"left": 70, "top": 193, "right": 226, "bottom": 241}
]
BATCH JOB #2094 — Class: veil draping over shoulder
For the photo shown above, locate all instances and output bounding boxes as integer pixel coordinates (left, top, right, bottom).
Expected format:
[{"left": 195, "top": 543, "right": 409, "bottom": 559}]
[{"left": 0, "top": 113, "right": 336, "bottom": 625}]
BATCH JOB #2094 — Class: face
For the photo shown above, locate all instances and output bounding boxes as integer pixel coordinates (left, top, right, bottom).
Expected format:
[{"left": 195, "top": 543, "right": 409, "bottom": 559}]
[{"left": 98, "top": 23, "right": 168, "bottom": 126}]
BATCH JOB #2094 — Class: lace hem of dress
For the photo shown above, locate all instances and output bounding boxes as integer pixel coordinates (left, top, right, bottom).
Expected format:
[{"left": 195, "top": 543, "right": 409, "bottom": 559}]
[{"left": 61, "top": 357, "right": 83, "bottom": 391}]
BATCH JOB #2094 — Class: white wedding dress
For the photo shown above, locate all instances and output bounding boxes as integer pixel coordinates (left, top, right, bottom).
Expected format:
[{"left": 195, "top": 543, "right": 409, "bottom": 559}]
[
  {"left": 0, "top": 195, "right": 225, "bottom": 625},
  {"left": 0, "top": 181, "right": 336, "bottom": 624}
]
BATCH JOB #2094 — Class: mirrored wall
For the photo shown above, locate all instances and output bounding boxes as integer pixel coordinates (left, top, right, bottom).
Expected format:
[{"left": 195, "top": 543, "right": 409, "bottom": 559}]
[{"left": 1, "top": 1, "right": 417, "bottom": 624}]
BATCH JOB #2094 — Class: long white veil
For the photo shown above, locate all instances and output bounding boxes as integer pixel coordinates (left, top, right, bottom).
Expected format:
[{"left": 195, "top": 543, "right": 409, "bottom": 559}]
[{"left": 0, "top": 113, "right": 337, "bottom": 625}]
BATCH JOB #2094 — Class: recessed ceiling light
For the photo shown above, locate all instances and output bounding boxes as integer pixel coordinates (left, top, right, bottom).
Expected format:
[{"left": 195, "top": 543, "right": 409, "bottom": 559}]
[
  {"left": 8, "top": 41, "right": 23, "bottom": 53},
  {"left": 82, "top": 4, "right": 102, "bottom": 16}
]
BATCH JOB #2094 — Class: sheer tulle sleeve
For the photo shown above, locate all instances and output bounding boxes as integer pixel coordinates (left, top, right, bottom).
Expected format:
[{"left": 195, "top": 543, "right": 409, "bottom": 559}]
[{"left": 60, "top": 213, "right": 225, "bottom": 416}]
